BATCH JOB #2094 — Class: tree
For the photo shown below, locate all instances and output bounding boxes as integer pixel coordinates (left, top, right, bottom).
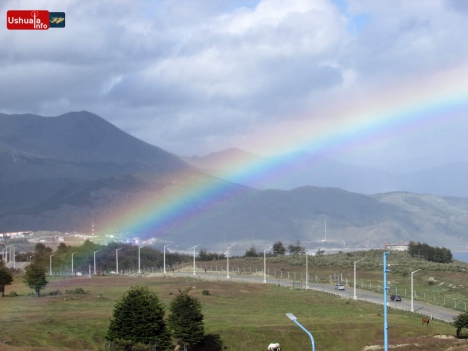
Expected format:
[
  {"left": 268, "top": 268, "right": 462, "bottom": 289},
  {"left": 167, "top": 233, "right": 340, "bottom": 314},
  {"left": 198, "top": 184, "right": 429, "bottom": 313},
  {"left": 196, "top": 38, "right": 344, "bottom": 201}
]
[
  {"left": 288, "top": 240, "right": 305, "bottom": 256},
  {"left": 168, "top": 288, "right": 204, "bottom": 350},
  {"left": 107, "top": 285, "right": 172, "bottom": 350},
  {"left": 0, "top": 262, "right": 13, "bottom": 297},
  {"left": 23, "top": 262, "right": 48, "bottom": 297},
  {"left": 272, "top": 241, "right": 286, "bottom": 256},
  {"left": 33, "top": 243, "right": 53, "bottom": 268},
  {"left": 453, "top": 312, "right": 468, "bottom": 338},
  {"left": 244, "top": 245, "right": 258, "bottom": 257}
]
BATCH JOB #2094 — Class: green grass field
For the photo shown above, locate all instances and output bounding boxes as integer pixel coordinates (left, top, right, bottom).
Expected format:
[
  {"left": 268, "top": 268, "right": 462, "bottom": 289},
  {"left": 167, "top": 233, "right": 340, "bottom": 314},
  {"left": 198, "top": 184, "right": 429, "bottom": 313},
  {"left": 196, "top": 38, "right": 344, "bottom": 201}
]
[{"left": 0, "top": 274, "right": 466, "bottom": 351}]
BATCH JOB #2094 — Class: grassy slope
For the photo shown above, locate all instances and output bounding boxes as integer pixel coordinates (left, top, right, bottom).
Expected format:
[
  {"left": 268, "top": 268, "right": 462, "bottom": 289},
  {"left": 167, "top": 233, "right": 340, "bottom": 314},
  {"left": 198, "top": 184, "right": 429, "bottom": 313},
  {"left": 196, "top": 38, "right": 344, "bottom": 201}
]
[{"left": 0, "top": 274, "right": 464, "bottom": 351}]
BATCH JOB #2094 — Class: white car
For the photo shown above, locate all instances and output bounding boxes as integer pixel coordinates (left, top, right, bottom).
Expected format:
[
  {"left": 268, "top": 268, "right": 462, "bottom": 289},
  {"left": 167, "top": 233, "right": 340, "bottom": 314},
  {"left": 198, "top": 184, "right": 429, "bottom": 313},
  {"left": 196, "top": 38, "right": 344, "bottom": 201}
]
[{"left": 334, "top": 284, "right": 345, "bottom": 290}]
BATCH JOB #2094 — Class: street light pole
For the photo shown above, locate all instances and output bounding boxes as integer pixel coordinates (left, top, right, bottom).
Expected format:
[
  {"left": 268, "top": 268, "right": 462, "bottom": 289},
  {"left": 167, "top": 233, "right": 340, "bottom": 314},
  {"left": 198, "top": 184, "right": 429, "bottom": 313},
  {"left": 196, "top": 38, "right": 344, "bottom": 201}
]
[
  {"left": 286, "top": 313, "right": 315, "bottom": 351},
  {"left": 383, "top": 252, "right": 390, "bottom": 351},
  {"left": 138, "top": 246, "right": 144, "bottom": 274},
  {"left": 50, "top": 254, "right": 55, "bottom": 276},
  {"left": 263, "top": 248, "right": 270, "bottom": 283},
  {"left": 226, "top": 245, "right": 234, "bottom": 279},
  {"left": 116, "top": 248, "right": 121, "bottom": 274},
  {"left": 188, "top": 245, "right": 200, "bottom": 276},
  {"left": 71, "top": 252, "right": 77, "bottom": 276},
  {"left": 94, "top": 250, "right": 100, "bottom": 275},
  {"left": 411, "top": 269, "right": 422, "bottom": 313},
  {"left": 306, "top": 252, "right": 309, "bottom": 289},
  {"left": 163, "top": 245, "right": 171, "bottom": 274},
  {"left": 354, "top": 258, "right": 364, "bottom": 300}
]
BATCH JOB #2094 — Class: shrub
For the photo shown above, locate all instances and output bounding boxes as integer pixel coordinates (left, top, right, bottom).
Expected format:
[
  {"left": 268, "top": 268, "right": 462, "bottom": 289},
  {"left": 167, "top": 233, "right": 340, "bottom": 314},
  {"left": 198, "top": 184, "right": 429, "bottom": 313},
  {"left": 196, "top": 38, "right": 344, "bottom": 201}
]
[
  {"left": 107, "top": 285, "right": 171, "bottom": 350},
  {"left": 46, "top": 290, "right": 61, "bottom": 296},
  {"left": 168, "top": 288, "right": 204, "bottom": 349},
  {"left": 202, "top": 289, "right": 211, "bottom": 295},
  {"left": 66, "top": 287, "right": 88, "bottom": 294}
]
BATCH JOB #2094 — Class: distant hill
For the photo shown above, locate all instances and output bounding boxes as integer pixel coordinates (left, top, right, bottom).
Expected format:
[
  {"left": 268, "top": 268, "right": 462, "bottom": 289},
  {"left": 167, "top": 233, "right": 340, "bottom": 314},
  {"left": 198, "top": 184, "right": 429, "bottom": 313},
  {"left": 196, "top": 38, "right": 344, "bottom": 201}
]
[
  {"left": 186, "top": 148, "right": 468, "bottom": 197},
  {"left": 2, "top": 174, "right": 468, "bottom": 249},
  {"left": 0, "top": 111, "right": 189, "bottom": 211}
]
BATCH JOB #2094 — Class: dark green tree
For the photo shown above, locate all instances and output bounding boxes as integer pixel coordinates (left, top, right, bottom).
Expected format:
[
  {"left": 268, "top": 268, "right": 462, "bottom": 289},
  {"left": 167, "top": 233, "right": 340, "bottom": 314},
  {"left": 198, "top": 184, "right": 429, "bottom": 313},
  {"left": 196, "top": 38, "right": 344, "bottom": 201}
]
[
  {"left": 0, "top": 261, "right": 13, "bottom": 297},
  {"left": 244, "top": 245, "right": 257, "bottom": 257},
  {"left": 107, "top": 285, "right": 172, "bottom": 350},
  {"left": 168, "top": 288, "right": 204, "bottom": 350},
  {"left": 272, "top": 241, "right": 286, "bottom": 256},
  {"left": 453, "top": 312, "right": 468, "bottom": 338},
  {"left": 288, "top": 240, "right": 305, "bottom": 256},
  {"left": 33, "top": 243, "right": 53, "bottom": 268},
  {"left": 23, "top": 262, "right": 48, "bottom": 297}
]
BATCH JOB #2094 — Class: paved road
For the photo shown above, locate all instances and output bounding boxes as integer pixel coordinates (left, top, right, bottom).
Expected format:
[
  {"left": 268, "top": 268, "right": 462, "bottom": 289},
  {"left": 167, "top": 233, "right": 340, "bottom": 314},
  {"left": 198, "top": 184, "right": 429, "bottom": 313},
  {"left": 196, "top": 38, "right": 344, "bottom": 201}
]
[{"left": 168, "top": 270, "right": 460, "bottom": 323}]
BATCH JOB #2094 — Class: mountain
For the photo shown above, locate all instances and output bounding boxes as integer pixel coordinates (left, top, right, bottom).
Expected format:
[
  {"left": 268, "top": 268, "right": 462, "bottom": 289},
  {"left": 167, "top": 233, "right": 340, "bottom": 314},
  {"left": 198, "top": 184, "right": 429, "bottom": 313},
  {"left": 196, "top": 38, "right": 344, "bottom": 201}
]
[
  {"left": 187, "top": 148, "right": 468, "bottom": 197},
  {"left": 0, "top": 111, "right": 190, "bottom": 211},
  {"left": 1, "top": 111, "right": 468, "bottom": 251}
]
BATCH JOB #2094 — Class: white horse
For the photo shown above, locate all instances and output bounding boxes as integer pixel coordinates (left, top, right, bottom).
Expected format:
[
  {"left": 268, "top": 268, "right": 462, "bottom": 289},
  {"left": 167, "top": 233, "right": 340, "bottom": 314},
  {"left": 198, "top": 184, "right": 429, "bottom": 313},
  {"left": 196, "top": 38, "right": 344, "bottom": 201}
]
[{"left": 268, "top": 343, "right": 281, "bottom": 351}]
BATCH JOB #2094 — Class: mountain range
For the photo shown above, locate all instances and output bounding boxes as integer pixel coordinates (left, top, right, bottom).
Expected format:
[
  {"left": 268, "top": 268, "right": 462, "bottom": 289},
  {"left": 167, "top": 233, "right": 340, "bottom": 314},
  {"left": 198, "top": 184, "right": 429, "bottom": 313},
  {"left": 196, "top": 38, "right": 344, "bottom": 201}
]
[
  {"left": 184, "top": 148, "right": 468, "bottom": 198},
  {"left": 1, "top": 111, "right": 467, "bottom": 250}
]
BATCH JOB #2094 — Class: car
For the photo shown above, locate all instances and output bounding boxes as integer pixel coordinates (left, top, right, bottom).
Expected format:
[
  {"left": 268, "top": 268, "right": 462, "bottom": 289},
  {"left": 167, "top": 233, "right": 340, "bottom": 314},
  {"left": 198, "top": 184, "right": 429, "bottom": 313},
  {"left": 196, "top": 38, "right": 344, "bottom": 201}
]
[
  {"left": 390, "top": 294, "right": 401, "bottom": 301},
  {"left": 334, "top": 284, "right": 345, "bottom": 290}
]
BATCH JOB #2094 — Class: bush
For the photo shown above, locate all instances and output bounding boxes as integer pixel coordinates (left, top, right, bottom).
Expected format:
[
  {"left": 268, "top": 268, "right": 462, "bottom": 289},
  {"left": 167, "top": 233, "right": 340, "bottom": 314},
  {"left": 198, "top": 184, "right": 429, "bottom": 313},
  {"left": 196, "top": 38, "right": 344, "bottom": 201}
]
[
  {"left": 6, "top": 291, "right": 18, "bottom": 297},
  {"left": 46, "top": 290, "right": 61, "bottom": 296},
  {"left": 107, "top": 285, "right": 171, "bottom": 350},
  {"left": 168, "top": 288, "right": 204, "bottom": 349},
  {"left": 202, "top": 289, "right": 211, "bottom": 296},
  {"left": 104, "top": 339, "right": 159, "bottom": 351},
  {"left": 66, "top": 287, "right": 88, "bottom": 294}
]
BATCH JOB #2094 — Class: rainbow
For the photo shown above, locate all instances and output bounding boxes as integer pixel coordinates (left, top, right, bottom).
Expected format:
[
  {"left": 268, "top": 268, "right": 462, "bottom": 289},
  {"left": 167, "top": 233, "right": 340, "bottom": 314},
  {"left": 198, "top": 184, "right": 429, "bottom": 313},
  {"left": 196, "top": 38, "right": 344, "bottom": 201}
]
[{"left": 101, "top": 65, "right": 468, "bottom": 242}]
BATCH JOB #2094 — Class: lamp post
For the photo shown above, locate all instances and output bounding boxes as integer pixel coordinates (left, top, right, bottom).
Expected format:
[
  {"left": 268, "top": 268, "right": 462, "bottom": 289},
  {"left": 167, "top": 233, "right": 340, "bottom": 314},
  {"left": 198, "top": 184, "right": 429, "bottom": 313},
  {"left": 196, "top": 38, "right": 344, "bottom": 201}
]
[
  {"left": 188, "top": 245, "right": 200, "bottom": 276},
  {"left": 71, "top": 252, "right": 77, "bottom": 276},
  {"left": 163, "top": 245, "right": 171, "bottom": 274},
  {"left": 411, "top": 269, "right": 422, "bottom": 313},
  {"left": 116, "top": 248, "right": 121, "bottom": 274},
  {"left": 263, "top": 248, "right": 270, "bottom": 283},
  {"left": 94, "top": 250, "right": 100, "bottom": 275},
  {"left": 306, "top": 252, "right": 309, "bottom": 289},
  {"left": 49, "top": 254, "right": 54, "bottom": 276},
  {"left": 286, "top": 313, "right": 315, "bottom": 351},
  {"left": 7, "top": 245, "right": 14, "bottom": 262},
  {"left": 354, "top": 258, "right": 364, "bottom": 300},
  {"left": 138, "top": 246, "right": 144, "bottom": 274},
  {"left": 383, "top": 252, "right": 390, "bottom": 351},
  {"left": 4, "top": 245, "right": 9, "bottom": 263},
  {"left": 226, "top": 245, "right": 234, "bottom": 279}
]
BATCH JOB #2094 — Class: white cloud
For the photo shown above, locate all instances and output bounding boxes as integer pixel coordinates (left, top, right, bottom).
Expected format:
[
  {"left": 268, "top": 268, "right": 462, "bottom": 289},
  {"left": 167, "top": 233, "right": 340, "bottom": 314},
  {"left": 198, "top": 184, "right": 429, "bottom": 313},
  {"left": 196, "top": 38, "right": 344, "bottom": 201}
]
[{"left": 1, "top": 0, "right": 468, "bottom": 169}]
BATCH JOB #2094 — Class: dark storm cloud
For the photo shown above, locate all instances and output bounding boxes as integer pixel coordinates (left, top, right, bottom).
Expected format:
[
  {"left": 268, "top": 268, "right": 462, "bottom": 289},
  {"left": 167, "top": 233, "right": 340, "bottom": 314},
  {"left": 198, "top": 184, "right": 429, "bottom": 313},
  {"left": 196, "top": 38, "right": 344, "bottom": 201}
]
[{"left": 1, "top": 0, "right": 468, "bottom": 169}]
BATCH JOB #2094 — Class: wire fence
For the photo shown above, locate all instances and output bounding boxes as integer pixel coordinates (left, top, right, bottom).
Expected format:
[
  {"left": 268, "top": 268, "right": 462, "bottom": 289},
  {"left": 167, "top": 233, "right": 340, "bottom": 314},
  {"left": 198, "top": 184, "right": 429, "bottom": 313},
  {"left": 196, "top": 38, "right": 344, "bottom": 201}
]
[{"left": 50, "top": 263, "right": 466, "bottom": 321}]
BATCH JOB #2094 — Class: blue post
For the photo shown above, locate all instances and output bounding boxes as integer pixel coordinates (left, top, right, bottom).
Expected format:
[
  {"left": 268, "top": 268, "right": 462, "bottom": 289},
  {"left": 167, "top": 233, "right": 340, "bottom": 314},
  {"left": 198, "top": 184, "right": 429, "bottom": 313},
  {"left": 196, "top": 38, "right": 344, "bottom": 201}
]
[
  {"left": 286, "top": 313, "right": 315, "bottom": 351},
  {"left": 383, "top": 252, "right": 390, "bottom": 351}
]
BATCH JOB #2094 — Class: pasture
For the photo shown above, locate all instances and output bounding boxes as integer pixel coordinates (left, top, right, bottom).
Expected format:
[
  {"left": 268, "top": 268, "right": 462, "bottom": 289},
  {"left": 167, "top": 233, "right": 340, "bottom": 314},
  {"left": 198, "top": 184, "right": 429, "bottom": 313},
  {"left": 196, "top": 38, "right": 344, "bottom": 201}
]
[{"left": 0, "top": 275, "right": 466, "bottom": 351}]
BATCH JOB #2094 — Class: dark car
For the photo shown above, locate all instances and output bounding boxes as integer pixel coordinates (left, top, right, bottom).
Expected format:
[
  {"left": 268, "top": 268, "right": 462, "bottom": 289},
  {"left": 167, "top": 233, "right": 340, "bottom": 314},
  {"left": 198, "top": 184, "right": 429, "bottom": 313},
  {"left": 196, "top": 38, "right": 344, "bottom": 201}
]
[{"left": 390, "top": 294, "right": 401, "bottom": 301}]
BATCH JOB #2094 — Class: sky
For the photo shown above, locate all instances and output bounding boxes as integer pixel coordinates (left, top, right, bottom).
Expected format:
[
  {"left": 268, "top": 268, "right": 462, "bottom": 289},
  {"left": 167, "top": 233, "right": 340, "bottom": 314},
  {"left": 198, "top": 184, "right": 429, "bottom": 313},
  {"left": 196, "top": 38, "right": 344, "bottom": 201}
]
[{"left": 1, "top": 0, "right": 468, "bottom": 172}]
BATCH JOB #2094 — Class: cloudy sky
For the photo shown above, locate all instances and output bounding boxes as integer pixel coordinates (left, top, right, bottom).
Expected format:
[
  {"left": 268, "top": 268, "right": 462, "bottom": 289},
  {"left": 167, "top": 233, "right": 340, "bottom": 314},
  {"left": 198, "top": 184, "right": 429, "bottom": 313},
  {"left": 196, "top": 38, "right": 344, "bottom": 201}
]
[{"left": 2, "top": 0, "right": 468, "bottom": 172}]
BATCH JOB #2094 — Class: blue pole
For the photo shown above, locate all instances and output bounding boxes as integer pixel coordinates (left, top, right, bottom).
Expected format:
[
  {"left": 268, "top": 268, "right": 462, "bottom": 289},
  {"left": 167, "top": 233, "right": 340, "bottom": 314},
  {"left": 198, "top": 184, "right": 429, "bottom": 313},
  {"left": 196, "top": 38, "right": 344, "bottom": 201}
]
[
  {"left": 293, "top": 319, "right": 316, "bottom": 351},
  {"left": 383, "top": 252, "right": 390, "bottom": 351}
]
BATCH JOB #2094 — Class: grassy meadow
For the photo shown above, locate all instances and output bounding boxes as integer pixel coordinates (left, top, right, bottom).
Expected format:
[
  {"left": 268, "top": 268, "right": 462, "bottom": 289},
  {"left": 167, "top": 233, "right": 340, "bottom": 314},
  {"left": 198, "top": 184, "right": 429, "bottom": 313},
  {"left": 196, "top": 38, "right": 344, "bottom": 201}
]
[{"left": 0, "top": 272, "right": 466, "bottom": 351}]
